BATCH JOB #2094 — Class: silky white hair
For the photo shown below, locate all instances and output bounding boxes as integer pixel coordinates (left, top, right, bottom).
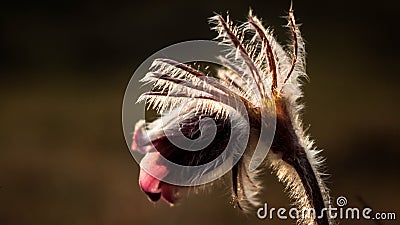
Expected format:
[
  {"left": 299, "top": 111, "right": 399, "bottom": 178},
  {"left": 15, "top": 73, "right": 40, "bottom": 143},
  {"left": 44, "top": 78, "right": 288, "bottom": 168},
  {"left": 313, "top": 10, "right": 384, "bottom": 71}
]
[{"left": 136, "top": 7, "right": 332, "bottom": 225}]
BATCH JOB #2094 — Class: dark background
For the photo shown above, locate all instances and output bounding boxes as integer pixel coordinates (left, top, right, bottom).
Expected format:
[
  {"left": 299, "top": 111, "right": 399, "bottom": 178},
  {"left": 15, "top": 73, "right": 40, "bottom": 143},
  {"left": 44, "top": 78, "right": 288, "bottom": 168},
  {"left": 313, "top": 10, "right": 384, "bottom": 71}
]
[{"left": 1, "top": 0, "right": 399, "bottom": 224}]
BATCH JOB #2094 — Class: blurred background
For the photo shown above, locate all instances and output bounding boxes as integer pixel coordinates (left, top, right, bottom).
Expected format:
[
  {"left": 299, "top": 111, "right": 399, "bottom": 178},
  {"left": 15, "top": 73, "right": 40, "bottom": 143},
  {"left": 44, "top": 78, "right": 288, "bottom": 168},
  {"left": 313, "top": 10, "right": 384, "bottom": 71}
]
[{"left": 1, "top": 0, "right": 399, "bottom": 224}]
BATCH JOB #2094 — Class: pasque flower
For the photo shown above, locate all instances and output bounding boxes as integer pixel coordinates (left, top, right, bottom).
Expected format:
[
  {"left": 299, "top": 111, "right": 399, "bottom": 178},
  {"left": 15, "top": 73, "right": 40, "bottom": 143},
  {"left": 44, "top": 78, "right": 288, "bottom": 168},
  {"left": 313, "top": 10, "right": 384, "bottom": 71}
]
[
  {"left": 131, "top": 7, "right": 332, "bottom": 225},
  {"left": 132, "top": 108, "right": 232, "bottom": 205}
]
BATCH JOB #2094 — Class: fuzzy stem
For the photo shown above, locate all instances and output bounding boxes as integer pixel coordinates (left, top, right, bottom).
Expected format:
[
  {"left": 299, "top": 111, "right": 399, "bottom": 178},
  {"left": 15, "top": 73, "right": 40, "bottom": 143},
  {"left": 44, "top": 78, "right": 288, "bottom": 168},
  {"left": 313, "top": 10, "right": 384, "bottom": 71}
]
[
  {"left": 285, "top": 150, "right": 328, "bottom": 225},
  {"left": 272, "top": 99, "right": 329, "bottom": 225}
]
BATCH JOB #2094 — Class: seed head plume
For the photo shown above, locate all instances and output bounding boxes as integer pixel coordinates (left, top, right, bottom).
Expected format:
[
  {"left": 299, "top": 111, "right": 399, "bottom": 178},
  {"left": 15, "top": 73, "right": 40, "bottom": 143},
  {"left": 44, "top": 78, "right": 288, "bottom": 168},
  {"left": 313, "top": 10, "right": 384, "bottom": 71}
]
[{"left": 131, "top": 6, "right": 332, "bottom": 225}]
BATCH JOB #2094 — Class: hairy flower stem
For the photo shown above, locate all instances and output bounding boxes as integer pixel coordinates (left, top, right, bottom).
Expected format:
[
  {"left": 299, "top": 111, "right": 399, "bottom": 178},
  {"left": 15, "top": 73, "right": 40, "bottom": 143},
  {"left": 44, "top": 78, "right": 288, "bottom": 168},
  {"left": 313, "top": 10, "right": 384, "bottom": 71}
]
[{"left": 272, "top": 98, "right": 329, "bottom": 225}]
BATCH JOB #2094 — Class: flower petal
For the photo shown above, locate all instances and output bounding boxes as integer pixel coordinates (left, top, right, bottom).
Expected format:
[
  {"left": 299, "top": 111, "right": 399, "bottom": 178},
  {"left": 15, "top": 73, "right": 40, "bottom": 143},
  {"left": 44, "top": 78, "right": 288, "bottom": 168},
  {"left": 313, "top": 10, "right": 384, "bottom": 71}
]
[
  {"left": 160, "top": 183, "right": 179, "bottom": 205},
  {"left": 139, "top": 152, "right": 176, "bottom": 203},
  {"left": 132, "top": 120, "right": 154, "bottom": 154},
  {"left": 139, "top": 152, "right": 168, "bottom": 186}
]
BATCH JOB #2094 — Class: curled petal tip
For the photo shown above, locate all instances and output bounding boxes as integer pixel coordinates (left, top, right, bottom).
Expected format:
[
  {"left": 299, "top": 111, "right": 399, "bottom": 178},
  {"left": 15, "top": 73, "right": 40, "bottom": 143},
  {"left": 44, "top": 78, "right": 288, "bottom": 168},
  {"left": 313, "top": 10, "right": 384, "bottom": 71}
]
[
  {"left": 160, "top": 183, "right": 179, "bottom": 205},
  {"left": 144, "top": 191, "right": 162, "bottom": 202}
]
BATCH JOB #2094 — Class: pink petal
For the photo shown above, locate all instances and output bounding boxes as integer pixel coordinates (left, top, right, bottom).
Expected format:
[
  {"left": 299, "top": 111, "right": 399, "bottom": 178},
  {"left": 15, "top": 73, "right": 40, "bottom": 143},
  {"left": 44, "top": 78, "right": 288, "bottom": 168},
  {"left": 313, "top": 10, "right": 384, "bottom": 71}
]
[
  {"left": 138, "top": 152, "right": 182, "bottom": 205},
  {"left": 160, "top": 183, "right": 179, "bottom": 205},
  {"left": 139, "top": 168, "right": 161, "bottom": 192},
  {"left": 139, "top": 152, "right": 170, "bottom": 202}
]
